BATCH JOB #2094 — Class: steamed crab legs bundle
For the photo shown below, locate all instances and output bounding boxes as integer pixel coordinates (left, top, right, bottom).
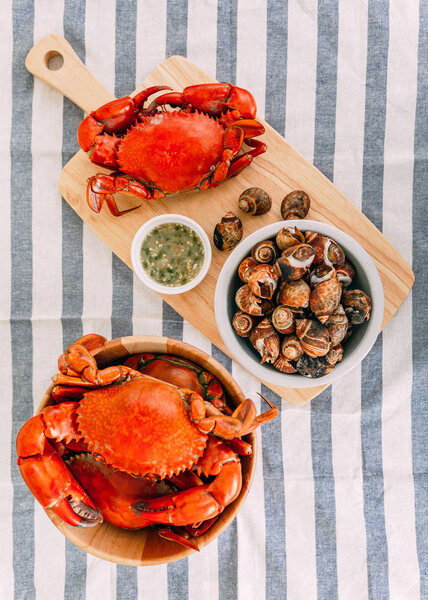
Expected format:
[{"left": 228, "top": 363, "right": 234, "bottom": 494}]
[
  {"left": 77, "top": 83, "right": 266, "bottom": 216},
  {"left": 16, "top": 334, "right": 278, "bottom": 550}
]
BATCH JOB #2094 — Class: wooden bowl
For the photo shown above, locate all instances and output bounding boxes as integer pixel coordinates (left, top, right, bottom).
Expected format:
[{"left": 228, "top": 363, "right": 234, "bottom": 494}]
[{"left": 37, "top": 335, "right": 256, "bottom": 565}]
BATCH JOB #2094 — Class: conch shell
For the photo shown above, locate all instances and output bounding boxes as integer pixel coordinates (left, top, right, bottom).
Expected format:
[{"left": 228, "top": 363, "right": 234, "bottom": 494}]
[
  {"left": 271, "top": 306, "right": 295, "bottom": 334},
  {"left": 213, "top": 212, "right": 243, "bottom": 251},
  {"left": 295, "top": 318, "right": 330, "bottom": 357},
  {"left": 238, "top": 257, "right": 257, "bottom": 283},
  {"left": 248, "top": 264, "right": 279, "bottom": 299},
  {"left": 325, "top": 305, "right": 348, "bottom": 345},
  {"left": 251, "top": 240, "right": 277, "bottom": 264},
  {"left": 280, "top": 190, "right": 310, "bottom": 220},
  {"left": 273, "top": 354, "right": 297, "bottom": 373},
  {"left": 232, "top": 311, "right": 257, "bottom": 337},
  {"left": 295, "top": 354, "right": 333, "bottom": 378},
  {"left": 276, "top": 279, "right": 310, "bottom": 310},
  {"left": 276, "top": 226, "right": 305, "bottom": 251},
  {"left": 274, "top": 244, "right": 316, "bottom": 280},
  {"left": 342, "top": 289, "right": 372, "bottom": 324},
  {"left": 309, "top": 277, "right": 342, "bottom": 324},
  {"left": 281, "top": 334, "right": 304, "bottom": 361},
  {"left": 250, "top": 318, "right": 280, "bottom": 364},
  {"left": 235, "top": 285, "right": 274, "bottom": 316},
  {"left": 239, "top": 187, "right": 272, "bottom": 215}
]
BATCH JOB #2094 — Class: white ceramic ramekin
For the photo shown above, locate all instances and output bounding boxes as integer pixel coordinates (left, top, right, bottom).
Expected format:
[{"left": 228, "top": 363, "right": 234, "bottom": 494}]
[
  {"left": 131, "top": 214, "right": 212, "bottom": 295},
  {"left": 214, "top": 220, "right": 384, "bottom": 388}
]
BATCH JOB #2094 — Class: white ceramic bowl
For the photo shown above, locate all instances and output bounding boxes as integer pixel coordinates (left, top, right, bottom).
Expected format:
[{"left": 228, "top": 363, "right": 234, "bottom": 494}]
[
  {"left": 214, "top": 220, "right": 384, "bottom": 388},
  {"left": 131, "top": 214, "right": 212, "bottom": 295}
]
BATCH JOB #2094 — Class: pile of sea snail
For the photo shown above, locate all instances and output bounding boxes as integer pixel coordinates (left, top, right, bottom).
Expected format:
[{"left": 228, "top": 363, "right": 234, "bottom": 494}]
[{"left": 232, "top": 226, "right": 373, "bottom": 378}]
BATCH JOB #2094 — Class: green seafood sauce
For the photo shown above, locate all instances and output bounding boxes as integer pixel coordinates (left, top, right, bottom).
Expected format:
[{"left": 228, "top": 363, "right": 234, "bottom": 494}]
[{"left": 140, "top": 223, "right": 205, "bottom": 287}]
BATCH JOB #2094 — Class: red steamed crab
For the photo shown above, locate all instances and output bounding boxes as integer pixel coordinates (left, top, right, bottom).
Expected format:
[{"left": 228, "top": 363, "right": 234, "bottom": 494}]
[
  {"left": 16, "top": 335, "right": 277, "bottom": 549},
  {"left": 77, "top": 83, "right": 266, "bottom": 215}
]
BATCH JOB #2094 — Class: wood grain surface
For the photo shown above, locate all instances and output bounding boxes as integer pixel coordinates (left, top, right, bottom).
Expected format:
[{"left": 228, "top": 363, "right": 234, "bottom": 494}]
[{"left": 27, "top": 35, "right": 414, "bottom": 405}]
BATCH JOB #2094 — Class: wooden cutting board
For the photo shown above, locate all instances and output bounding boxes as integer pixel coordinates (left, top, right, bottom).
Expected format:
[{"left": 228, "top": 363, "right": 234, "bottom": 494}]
[{"left": 26, "top": 35, "right": 414, "bottom": 405}]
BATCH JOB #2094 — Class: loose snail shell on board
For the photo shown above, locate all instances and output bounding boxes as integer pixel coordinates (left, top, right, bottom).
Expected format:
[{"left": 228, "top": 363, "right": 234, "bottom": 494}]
[
  {"left": 232, "top": 311, "right": 258, "bottom": 337},
  {"left": 280, "top": 190, "right": 311, "bottom": 220},
  {"left": 342, "top": 289, "right": 372, "bottom": 324},
  {"left": 248, "top": 264, "right": 279, "bottom": 299},
  {"left": 235, "top": 285, "right": 274, "bottom": 316},
  {"left": 239, "top": 187, "right": 272, "bottom": 215},
  {"left": 276, "top": 279, "right": 310, "bottom": 310},
  {"left": 238, "top": 257, "right": 257, "bottom": 283},
  {"left": 251, "top": 240, "right": 278, "bottom": 264},
  {"left": 309, "top": 277, "right": 342, "bottom": 324},
  {"left": 250, "top": 318, "right": 280, "bottom": 364},
  {"left": 276, "top": 226, "right": 305, "bottom": 251},
  {"left": 295, "top": 319, "right": 330, "bottom": 357},
  {"left": 213, "top": 212, "right": 243, "bottom": 251},
  {"left": 274, "top": 244, "right": 316, "bottom": 281},
  {"left": 281, "top": 334, "right": 304, "bottom": 361},
  {"left": 271, "top": 306, "right": 295, "bottom": 334}
]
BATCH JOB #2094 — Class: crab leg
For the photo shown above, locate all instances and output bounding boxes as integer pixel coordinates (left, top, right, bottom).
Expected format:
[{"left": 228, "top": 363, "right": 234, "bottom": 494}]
[
  {"left": 77, "top": 86, "right": 172, "bottom": 152},
  {"left": 55, "top": 334, "right": 142, "bottom": 388},
  {"left": 131, "top": 438, "right": 242, "bottom": 526},
  {"left": 16, "top": 403, "right": 102, "bottom": 527},
  {"left": 147, "top": 83, "right": 257, "bottom": 119},
  {"left": 193, "top": 394, "right": 278, "bottom": 440},
  {"left": 86, "top": 172, "right": 165, "bottom": 216}
]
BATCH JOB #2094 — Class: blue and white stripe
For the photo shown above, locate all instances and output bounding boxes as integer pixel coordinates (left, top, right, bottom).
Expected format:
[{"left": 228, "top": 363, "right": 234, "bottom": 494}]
[{"left": 1, "top": 1, "right": 426, "bottom": 599}]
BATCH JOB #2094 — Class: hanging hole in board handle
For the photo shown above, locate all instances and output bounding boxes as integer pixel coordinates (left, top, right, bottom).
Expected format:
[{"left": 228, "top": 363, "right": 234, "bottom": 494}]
[{"left": 45, "top": 50, "right": 64, "bottom": 71}]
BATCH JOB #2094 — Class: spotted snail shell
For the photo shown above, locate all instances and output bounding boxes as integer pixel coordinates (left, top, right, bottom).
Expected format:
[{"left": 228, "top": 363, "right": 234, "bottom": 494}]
[
  {"left": 295, "top": 318, "right": 330, "bottom": 358},
  {"left": 250, "top": 318, "right": 280, "bottom": 364},
  {"left": 342, "top": 289, "right": 372, "bottom": 324},
  {"left": 325, "top": 305, "right": 348, "bottom": 345},
  {"left": 276, "top": 279, "right": 310, "bottom": 310},
  {"left": 239, "top": 187, "right": 272, "bottom": 215},
  {"left": 280, "top": 190, "right": 311, "bottom": 220},
  {"left": 309, "top": 277, "right": 342, "bottom": 324},
  {"left": 271, "top": 305, "right": 295, "bottom": 334},
  {"left": 213, "top": 212, "right": 243, "bottom": 251},
  {"left": 235, "top": 285, "right": 274, "bottom": 316},
  {"left": 248, "top": 264, "right": 279, "bottom": 299},
  {"left": 232, "top": 311, "right": 258, "bottom": 337}
]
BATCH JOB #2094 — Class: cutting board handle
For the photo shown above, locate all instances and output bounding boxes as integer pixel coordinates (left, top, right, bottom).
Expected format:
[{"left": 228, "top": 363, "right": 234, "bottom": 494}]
[{"left": 25, "top": 34, "right": 115, "bottom": 113}]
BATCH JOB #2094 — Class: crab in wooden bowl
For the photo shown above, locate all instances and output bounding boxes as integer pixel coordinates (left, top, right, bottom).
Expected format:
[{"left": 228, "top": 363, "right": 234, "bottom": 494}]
[{"left": 16, "top": 334, "right": 277, "bottom": 565}]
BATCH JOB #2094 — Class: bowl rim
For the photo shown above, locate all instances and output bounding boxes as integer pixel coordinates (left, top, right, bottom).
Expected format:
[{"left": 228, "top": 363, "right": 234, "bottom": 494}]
[
  {"left": 130, "top": 214, "right": 212, "bottom": 295},
  {"left": 37, "top": 335, "right": 256, "bottom": 565},
  {"left": 214, "top": 219, "right": 384, "bottom": 389}
]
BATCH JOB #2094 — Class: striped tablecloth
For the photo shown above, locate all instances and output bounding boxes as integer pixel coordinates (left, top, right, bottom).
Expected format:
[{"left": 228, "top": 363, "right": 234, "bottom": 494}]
[{"left": 1, "top": 1, "right": 426, "bottom": 599}]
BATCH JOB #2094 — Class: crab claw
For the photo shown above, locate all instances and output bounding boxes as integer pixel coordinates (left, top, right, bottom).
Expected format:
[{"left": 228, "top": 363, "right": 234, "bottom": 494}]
[{"left": 17, "top": 414, "right": 102, "bottom": 527}]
